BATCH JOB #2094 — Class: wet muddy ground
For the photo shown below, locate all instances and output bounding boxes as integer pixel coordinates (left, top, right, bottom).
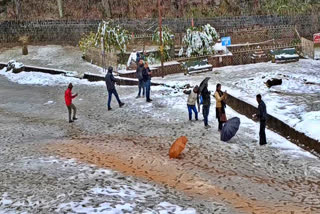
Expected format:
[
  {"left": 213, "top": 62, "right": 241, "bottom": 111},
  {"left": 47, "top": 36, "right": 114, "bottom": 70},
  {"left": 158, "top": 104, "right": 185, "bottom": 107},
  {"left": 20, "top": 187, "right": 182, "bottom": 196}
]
[{"left": 0, "top": 76, "right": 320, "bottom": 213}]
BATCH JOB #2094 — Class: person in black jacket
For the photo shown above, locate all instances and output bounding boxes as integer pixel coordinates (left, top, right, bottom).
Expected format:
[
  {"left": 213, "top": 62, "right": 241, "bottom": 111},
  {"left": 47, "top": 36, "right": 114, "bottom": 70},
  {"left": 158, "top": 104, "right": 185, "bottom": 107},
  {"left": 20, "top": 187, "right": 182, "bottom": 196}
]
[
  {"left": 105, "top": 66, "right": 125, "bottom": 111},
  {"left": 136, "top": 59, "right": 145, "bottom": 98},
  {"left": 255, "top": 94, "right": 267, "bottom": 145},
  {"left": 201, "top": 82, "right": 211, "bottom": 128},
  {"left": 142, "top": 62, "right": 152, "bottom": 102}
]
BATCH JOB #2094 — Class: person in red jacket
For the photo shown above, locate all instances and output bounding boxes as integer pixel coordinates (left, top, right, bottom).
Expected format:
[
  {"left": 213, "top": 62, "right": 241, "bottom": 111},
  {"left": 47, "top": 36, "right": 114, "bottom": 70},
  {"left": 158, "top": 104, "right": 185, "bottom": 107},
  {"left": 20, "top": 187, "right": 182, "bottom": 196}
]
[{"left": 65, "top": 83, "right": 78, "bottom": 123}]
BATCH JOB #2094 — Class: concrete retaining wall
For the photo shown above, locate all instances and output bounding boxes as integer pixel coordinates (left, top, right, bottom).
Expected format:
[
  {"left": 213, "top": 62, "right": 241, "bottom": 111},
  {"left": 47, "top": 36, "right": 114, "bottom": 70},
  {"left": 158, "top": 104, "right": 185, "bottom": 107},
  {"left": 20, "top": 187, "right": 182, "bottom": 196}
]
[
  {"left": 226, "top": 94, "right": 320, "bottom": 155},
  {"left": 83, "top": 73, "right": 161, "bottom": 86}
]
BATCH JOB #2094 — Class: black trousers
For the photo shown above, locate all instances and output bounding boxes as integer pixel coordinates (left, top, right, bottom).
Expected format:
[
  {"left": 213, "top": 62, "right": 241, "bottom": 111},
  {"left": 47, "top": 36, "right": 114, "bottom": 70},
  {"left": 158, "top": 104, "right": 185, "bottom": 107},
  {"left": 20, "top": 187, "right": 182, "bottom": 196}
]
[{"left": 259, "top": 120, "right": 267, "bottom": 145}]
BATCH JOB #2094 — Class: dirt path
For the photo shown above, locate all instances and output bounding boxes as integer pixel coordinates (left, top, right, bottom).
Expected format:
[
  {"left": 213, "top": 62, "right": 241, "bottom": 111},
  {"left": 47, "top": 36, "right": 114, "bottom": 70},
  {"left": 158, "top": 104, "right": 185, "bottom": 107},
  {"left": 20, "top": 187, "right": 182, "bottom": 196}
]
[{"left": 46, "top": 134, "right": 319, "bottom": 214}]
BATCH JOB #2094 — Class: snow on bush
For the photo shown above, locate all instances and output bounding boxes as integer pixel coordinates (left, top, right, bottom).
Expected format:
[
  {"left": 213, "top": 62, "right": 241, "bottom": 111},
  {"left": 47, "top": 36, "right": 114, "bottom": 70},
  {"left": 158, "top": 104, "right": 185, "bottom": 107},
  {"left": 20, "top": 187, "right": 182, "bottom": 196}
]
[
  {"left": 79, "top": 21, "right": 130, "bottom": 55},
  {"left": 181, "top": 24, "right": 219, "bottom": 57},
  {"left": 6, "top": 60, "right": 24, "bottom": 72},
  {"left": 152, "top": 26, "right": 174, "bottom": 60}
]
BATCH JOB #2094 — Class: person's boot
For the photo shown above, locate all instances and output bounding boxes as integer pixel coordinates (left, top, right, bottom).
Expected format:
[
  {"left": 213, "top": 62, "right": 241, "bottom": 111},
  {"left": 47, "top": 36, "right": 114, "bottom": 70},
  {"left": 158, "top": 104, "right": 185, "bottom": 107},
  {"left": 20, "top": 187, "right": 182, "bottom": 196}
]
[
  {"left": 69, "top": 120, "right": 74, "bottom": 123},
  {"left": 205, "top": 125, "right": 211, "bottom": 129},
  {"left": 73, "top": 117, "right": 78, "bottom": 120},
  {"left": 136, "top": 95, "right": 140, "bottom": 99},
  {"left": 108, "top": 107, "right": 112, "bottom": 111},
  {"left": 119, "top": 102, "right": 125, "bottom": 107}
]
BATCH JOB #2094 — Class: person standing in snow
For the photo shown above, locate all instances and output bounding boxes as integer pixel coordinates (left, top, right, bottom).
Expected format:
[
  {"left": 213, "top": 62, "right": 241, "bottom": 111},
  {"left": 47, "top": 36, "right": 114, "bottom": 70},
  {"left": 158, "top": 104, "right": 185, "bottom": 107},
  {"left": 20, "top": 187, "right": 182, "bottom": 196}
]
[
  {"left": 64, "top": 83, "right": 78, "bottom": 123},
  {"left": 105, "top": 66, "right": 125, "bottom": 111},
  {"left": 254, "top": 94, "right": 267, "bottom": 145},
  {"left": 136, "top": 59, "right": 145, "bottom": 98},
  {"left": 214, "top": 83, "right": 228, "bottom": 132},
  {"left": 201, "top": 82, "right": 211, "bottom": 128},
  {"left": 183, "top": 85, "right": 200, "bottom": 121},
  {"left": 143, "top": 62, "right": 152, "bottom": 102}
]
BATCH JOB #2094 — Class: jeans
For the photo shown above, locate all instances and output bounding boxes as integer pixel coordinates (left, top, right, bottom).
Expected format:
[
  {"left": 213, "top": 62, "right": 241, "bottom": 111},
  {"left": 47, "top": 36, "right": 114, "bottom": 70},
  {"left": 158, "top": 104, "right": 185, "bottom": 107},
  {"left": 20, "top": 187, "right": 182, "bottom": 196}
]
[
  {"left": 145, "top": 79, "right": 151, "bottom": 100},
  {"left": 259, "top": 120, "right": 267, "bottom": 145},
  {"left": 67, "top": 103, "right": 77, "bottom": 121},
  {"left": 138, "top": 80, "right": 145, "bottom": 97},
  {"left": 108, "top": 89, "right": 121, "bottom": 108},
  {"left": 203, "top": 105, "right": 210, "bottom": 126},
  {"left": 187, "top": 105, "right": 198, "bottom": 120}
]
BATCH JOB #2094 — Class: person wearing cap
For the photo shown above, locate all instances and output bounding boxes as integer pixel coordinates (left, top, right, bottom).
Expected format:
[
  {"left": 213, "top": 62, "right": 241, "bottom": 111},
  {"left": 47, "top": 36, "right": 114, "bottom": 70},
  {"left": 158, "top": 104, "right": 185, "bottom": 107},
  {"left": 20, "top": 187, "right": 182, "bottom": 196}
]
[
  {"left": 183, "top": 85, "right": 200, "bottom": 121},
  {"left": 64, "top": 83, "right": 78, "bottom": 123},
  {"left": 105, "top": 66, "right": 125, "bottom": 110}
]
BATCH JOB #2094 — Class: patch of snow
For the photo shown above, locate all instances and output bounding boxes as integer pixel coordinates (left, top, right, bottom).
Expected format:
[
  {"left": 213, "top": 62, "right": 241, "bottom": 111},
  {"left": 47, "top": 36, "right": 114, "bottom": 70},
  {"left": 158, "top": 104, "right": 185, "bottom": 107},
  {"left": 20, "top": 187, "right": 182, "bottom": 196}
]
[
  {"left": 117, "top": 69, "right": 136, "bottom": 74},
  {"left": 275, "top": 54, "right": 299, "bottom": 59},
  {"left": 8, "top": 59, "right": 24, "bottom": 69},
  {"left": 0, "top": 70, "right": 104, "bottom": 86},
  {"left": 57, "top": 183, "right": 195, "bottom": 213},
  {"left": 127, "top": 51, "right": 137, "bottom": 67},
  {"left": 213, "top": 42, "right": 227, "bottom": 53},
  {"left": 43, "top": 101, "right": 55, "bottom": 105},
  {"left": 295, "top": 111, "right": 320, "bottom": 141},
  {"left": 150, "top": 61, "right": 181, "bottom": 68},
  {"left": 142, "top": 202, "right": 197, "bottom": 214}
]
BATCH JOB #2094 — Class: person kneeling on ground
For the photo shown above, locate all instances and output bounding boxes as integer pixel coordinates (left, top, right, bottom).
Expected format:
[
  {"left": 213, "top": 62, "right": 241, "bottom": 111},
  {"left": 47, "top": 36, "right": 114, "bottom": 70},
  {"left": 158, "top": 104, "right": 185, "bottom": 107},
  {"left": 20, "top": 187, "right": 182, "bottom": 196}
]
[
  {"left": 183, "top": 85, "right": 200, "bottom": 121},
  {"left": 65, "top": 83, "right": 78, "bottom": 123},
  {"left": 105, "top": 66, "right": 125, "bottom": 111}
]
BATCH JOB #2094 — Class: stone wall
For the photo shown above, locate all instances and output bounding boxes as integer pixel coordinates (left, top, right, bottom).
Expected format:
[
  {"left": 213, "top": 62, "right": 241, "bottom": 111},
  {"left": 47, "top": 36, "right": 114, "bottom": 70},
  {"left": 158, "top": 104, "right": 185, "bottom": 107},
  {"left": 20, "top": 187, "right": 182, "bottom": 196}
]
[{"left": 0, "top": 15, "right": 319, "bottom": 45}]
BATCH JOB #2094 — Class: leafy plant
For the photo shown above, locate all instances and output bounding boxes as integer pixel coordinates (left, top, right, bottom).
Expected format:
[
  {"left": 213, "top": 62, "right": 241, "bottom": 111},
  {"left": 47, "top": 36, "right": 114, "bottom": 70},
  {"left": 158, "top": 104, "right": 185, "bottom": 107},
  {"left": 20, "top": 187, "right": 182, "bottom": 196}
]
[
  {"left": 181, "top": 24, "right": 219, "bottom": 57},
  {"left": 79, "top": 21, "right": 131, "bottom": 55},
  {"left": 152, "top": 26, "right": 174, "bottom": 60},
  {"left": 79, "top": 32, "right": 96, "bottom": 54}
]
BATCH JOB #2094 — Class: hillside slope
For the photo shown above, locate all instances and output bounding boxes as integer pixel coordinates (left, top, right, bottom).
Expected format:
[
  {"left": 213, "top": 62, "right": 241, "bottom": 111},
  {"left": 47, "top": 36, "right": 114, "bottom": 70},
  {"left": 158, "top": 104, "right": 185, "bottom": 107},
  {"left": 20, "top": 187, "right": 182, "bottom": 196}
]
[{"left": 0, "top": 0, "right": 319, "bottom": 20}]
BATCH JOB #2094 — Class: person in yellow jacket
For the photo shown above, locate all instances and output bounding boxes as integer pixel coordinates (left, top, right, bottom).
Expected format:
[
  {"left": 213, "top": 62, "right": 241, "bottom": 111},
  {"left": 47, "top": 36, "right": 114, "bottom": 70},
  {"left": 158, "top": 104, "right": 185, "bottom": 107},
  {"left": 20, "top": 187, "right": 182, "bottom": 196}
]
[{"left": 214, "top": 83, "right": 228, "bottom": 131}]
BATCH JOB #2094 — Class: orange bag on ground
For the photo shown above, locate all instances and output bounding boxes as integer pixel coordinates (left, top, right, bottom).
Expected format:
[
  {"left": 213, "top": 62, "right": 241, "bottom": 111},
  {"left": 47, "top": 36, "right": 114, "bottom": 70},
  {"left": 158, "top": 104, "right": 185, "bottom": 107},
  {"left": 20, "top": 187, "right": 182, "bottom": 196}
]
[{"left": 169, "top": 136, "right": 188, "bottom": 159}]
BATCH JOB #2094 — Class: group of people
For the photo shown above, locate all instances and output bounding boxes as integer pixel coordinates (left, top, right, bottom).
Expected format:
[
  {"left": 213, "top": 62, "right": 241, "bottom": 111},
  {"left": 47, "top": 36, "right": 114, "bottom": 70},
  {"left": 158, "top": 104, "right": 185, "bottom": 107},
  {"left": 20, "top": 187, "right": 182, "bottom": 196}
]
[
  {"left": 64, "top": 58, "right": 267, "bottom": 145},
  {"left": 64, "top": 57, "right": 153, "bottom": 121},
  {"left": 183, "top": 82, "right": 228, "bottom": 130},
  {"left": 184, "top": 82, "right": 267, "bottom": 145},
  {"left": 135, "top": 59, "right": 152, "bottom": 102}
]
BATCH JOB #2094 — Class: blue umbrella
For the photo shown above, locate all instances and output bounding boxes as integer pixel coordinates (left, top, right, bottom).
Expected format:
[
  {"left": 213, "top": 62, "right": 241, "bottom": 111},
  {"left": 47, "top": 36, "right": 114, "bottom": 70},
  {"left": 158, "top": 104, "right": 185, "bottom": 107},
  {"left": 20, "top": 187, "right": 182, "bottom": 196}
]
[{"left": 220, "top": 117, "right": 241, "bottom": 142}]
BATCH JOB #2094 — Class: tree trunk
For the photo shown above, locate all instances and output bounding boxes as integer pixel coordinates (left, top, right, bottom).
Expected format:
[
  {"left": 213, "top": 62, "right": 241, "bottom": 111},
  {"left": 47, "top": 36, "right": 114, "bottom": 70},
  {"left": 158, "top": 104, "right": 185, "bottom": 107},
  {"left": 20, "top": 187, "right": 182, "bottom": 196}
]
[
  {"left": 57, "top": 0, "right": 63, "bottom": 18},
  {"left": 102, "top": 0, "right": 111, "bottom": 18},
  {"left": 128, "top": 0, "right": 135, "bottom": 18},
  {"left": 179, "top": 0, "right": 184, "bottom": 18},
  {"left": 14, "top": 0, "right": 21, "bottom": 19},
  {"left": 22, "top": 45, "right": 28, "bottom": 55}
]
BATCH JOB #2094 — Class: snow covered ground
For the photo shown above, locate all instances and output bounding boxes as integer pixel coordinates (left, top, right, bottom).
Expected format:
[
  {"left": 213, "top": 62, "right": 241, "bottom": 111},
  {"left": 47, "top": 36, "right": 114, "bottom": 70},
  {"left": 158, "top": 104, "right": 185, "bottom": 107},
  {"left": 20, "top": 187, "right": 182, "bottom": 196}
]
[
  {"left": 153, "top": 59, "right": 320, "bottom": 141},
  {"left": 0, "top": 61, "right": 318, "bottom": 157},
  {"left": 0, "top": 157, "right": 196, "bottom": 214},
  {"left": 1, "top": 67, "right": 320, "bottom": 213},
  {"left": 0, "top": 68, "right": 104, "bottom": 86},
  {"left": 0, "top": 45, "right": 104, "bottom": 76}
]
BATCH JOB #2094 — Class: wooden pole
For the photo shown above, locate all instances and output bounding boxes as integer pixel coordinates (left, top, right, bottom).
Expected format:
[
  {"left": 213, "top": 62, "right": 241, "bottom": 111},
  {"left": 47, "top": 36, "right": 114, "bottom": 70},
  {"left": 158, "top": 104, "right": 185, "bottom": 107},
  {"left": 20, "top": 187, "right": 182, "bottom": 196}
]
[{"left": 158, "top": 0, "right": 164, "bottom": 77}]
